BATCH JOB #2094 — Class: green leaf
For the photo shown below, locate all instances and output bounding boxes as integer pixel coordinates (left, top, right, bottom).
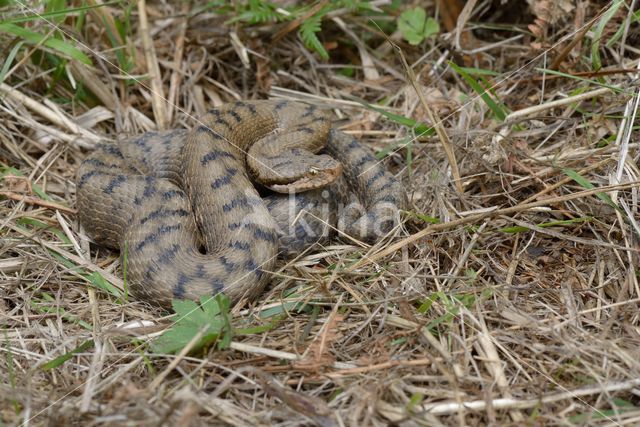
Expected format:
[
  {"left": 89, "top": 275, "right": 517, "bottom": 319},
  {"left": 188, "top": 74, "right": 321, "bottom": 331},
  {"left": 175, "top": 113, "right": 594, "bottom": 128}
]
[
  {"left": 87, "top": 271, "right": 123, "bottom": 299},
  {"left": 398, "top": 7, "right": 439, "bottom": 45},
  {"left": 0, "top": 23, "right": 92, "bottom": 65},
  {"left": 536, "top": 68, "right": 625, "bottom": 94},
  {"left": 32, "top": 294, "right": 94, "bottom": 330},
  {"left": 591, "top": 0, "right": 624, "bottom": 71},
  {"left": 499, "top": 217, "right": 593, "bottom": 233},
  {"left": 0, "top": 41, "right": 23, "bottom": 84},
  {"left": 152, "top": 294, "right": 232, "bottom": 354},
  {"left": 0, "top": 166, "right": 52, "bottom": 200},
  {"left": 449, "top": 61, "right": 508, "bottom": 121},
  {"left": 405, "top": 210, "right": 440, "bottom": 225},
  {"left": 16, "top": 217, "right": 70, "bottom": 243},
  {"left": 563, "top": 168, "right": 619, "bottom": 210},
  {"left": 455, "top": 66, "right": 500, "bottom": 76},
  {"left": 41, "top": 339, "right": 95, "bottom": 370},
  {"left": 299, "top": 13, "right": 328, "bottom": 59},
  {"left": 3, "top": 2, "right": 119, "bottom": 24},
  {"left": 353, "top": 99, "right": 434, "bottom": 136}
]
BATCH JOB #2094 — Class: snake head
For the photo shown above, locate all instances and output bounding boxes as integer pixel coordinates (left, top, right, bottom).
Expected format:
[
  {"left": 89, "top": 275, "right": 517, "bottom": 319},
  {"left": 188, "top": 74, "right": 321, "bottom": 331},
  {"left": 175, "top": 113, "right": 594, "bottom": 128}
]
[
  {"left": 251, "top": 150, "right": 343, "bottom": 194},
  {"left": 269, "top": 157, "right": 343, "bottom": 193}
]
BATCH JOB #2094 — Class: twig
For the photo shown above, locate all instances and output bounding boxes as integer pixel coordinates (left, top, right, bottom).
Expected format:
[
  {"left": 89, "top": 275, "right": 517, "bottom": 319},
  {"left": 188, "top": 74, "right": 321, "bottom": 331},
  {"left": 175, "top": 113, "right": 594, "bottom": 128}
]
[
  {"left": 0, "top": 191, "right": 76, "bottom": 214},
  {"left": 417, "top": 377, "right": 640, "bottom": 415},
  {"left": 505, "top": 87, "right": 616, "bottom": 123}
]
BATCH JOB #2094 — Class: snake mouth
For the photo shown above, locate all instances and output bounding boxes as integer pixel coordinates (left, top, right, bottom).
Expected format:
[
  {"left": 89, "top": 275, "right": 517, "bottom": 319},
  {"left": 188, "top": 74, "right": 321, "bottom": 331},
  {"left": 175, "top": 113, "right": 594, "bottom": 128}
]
[{"left": 268, "top": 162, "right": 343, "bottom": 193}]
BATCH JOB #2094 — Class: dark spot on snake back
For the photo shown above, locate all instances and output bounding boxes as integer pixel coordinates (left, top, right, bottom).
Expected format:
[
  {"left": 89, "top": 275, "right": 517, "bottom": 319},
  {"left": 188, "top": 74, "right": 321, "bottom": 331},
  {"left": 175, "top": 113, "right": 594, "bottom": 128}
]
[
  {"left": 222, "top": 197, "right": 249, "bottom": 212},
  {"left": 157, "top": 224, "right": 181, "bottom": 235},
  {"left": 83, "top": 158, "right": 107, "bottom": 168},
  {"left": 215, "top": 118, "right": 230, "bottom": 128},
  {"left": 140, "top": 207, "right": 189, "bottom": 224},
  {"left": 365, "top": 169, "right": 385, "bottom": 188},
  {"left": 143, "top": 176, "right": 157, "bottom": 198},
  {"left": 235, "top": 101, "right": 257, "bottom": 114},
  {"left": 377, "top": 181, "right": 394, "bottom": 193},
  {"left": 274, "top": 100, "right": 288, "bottom": 111},
  {"left": 232, "top": 240, "right": 250, "bottom": 251},
  {"left": 135, "top": 232, "right": 159, "bottom": 251},
  {"left": 220, "top": 256, "right": 236, "bottom": 273},
  {"left": 301, "top": 104, "right": 317, "bottom": 117},
  {"left": 78, "top": 170, "right": 99, "bottom": 187},
  {"left": 195, "top": 264, "right": 206, "bottom": 277},
  {"left": 201, "top": 149, "right": 235, "bottom": 166},
  {"left": 196, "top": 125, "right": 222, "bottom": 139},
  {"left": 353, "top": 156, "right": 370, "bottom": 169},
  {"left": 211, "top": 168, "right": 238, "bottom": 189},
  {"left": 245, "top": 259, "right": 264, "bottom": 280},
  {"left": 228, "top": 110, "right": 242, "bottom": 123},
  {"left": 100, "top": 144, "right": 124, "bottom": 158},
  {"left": 162, "top": 189, "right": 183, "bottom": 200},
  {"left": 253, "top": 226, "right": 277, "bottom": 242},
  {"left": 158, "top": 244, "right": 180, "bottom": 263},
  {"left": 211, "top": 279, "right": 225, "bottom": 294},
  {"left": 104, "top": 175, "right": 127, "bottom": 194},
  {"left": 173, "top": 273, "right": 189, "bottom": 299}
]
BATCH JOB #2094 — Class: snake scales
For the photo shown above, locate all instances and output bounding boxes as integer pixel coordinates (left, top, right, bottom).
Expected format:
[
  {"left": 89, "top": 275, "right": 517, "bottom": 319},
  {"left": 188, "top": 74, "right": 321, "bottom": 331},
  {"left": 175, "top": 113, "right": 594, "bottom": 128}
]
[{"left": 76, "top": 100, "right": 405, "bottom": 307}]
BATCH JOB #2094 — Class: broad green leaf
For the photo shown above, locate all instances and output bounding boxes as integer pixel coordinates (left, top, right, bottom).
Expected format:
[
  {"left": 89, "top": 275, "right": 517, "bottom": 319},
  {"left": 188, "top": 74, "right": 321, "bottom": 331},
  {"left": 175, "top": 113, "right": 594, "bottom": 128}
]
[
  {"left": 152, "top": 294, "right": 232, "bottom": 354},
  {"left": 398, "top": 7, "right": 439, "bottom": 45}
]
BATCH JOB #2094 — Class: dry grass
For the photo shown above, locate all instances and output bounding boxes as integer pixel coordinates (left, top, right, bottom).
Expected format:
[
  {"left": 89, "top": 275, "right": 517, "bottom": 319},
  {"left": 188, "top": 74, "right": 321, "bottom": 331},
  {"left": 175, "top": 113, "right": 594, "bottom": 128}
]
[{"left": 2, "top": 1, "right": 640, "bottom": 426}]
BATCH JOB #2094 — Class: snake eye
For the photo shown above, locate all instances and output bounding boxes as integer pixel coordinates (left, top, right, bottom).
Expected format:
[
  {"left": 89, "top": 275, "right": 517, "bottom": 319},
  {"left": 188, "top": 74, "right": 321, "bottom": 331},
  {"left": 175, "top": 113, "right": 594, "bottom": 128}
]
[{"left": 308, "top": 167, "right": 318, "bottom": 175}]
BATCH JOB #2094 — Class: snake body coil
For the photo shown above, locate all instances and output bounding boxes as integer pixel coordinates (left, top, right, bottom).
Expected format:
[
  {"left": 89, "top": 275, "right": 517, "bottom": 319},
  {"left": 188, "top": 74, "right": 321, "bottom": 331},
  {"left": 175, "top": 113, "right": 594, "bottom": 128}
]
[{"left": 76, "top": 100, "right": 404, "bottom": 306}]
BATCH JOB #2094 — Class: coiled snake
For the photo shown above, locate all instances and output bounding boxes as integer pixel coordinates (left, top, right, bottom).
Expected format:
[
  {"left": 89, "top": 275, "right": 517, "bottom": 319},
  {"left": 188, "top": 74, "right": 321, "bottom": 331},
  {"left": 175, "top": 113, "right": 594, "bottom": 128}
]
[{"left": 76, "top": 100, "right": 405, "bottom": 307}]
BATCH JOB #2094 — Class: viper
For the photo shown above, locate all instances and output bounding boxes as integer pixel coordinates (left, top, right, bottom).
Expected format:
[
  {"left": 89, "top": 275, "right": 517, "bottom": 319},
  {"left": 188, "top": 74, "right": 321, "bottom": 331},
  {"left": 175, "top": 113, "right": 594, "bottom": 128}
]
[{"left": 76, "top": 100, "right": 405, "bottom": 307}]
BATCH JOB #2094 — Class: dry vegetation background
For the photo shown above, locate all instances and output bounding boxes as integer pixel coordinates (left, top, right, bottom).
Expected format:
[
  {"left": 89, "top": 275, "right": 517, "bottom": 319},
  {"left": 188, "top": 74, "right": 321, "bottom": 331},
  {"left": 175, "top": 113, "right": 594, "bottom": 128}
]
[{"left": 2, "top": 0, "right": 640, "bottom": 425}]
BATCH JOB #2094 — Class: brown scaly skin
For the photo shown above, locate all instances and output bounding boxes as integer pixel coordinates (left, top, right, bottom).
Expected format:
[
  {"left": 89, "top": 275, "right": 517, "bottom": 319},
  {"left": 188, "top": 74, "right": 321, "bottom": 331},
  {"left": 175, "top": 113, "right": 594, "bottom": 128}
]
[{"left": 76, "top": 100, "right": 405, "bottom": 307}]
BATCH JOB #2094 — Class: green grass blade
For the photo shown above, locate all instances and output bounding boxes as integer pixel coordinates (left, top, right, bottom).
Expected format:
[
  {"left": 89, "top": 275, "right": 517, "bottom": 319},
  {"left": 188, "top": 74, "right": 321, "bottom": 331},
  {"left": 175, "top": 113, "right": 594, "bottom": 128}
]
[
  {"left": 535, "top": 68, "right": 625, "bottom": 94},
  {"left": 563, "top": 168, "right": 619, "bottom": 210},
  {"left": 590, "top": 0, "right": 624, "bottom": 71},
  {"left": 0, "top": 41, "right": 23, "bottom": 83},
  {"left": 499, "top": 217, "right": 593, "bottom": 233},
  {"left": 352, "top": 99, "right": 434, "bottom": 136},
  {"left": 449, "top": 61, "right": 508, "bottom": 121},
  {"left": 41, "top": 339, "right": 95, "bottom": 370},
  {"left": 3, "top": 2, "right": 119, "bottom": 24},
  {"left": 0, "top": 23, "right": 92, "bottom": 65}
]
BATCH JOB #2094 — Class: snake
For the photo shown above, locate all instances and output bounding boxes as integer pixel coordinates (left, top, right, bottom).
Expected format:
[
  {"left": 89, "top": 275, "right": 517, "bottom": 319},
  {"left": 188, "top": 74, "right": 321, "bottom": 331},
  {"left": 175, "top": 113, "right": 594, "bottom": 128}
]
[{"left": 76, "top": 100, "right": 405, "bottom": 307}]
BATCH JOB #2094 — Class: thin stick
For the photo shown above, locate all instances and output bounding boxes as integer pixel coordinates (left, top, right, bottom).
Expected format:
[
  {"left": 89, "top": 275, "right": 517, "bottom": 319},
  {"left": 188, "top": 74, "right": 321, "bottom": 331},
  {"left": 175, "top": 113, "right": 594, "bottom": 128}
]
[
  {"left": 418, "top": 377, "right": 640, "bottom": 415},
  {"left": 505, "top": 87, "right": 614, "bottom": 123},
  {"left": 0, "top": 191, "right": 76, "bottom": 214}
]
